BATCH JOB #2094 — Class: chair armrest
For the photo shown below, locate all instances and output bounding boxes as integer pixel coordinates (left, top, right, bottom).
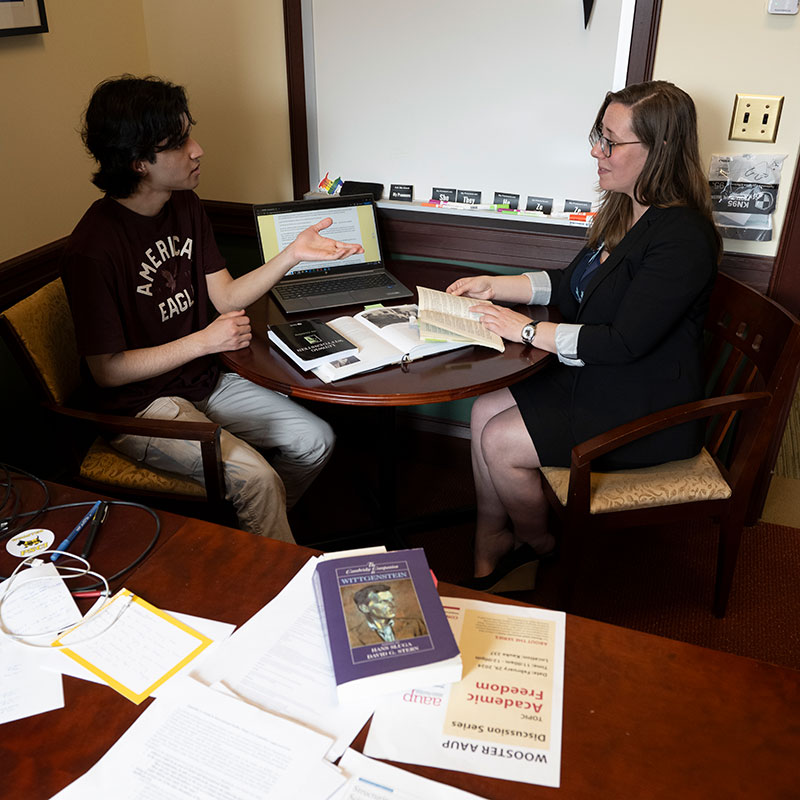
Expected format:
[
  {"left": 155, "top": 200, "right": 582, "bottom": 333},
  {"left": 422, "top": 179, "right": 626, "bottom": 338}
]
[
  {"left": 570, "top": 392, "right": 770, "bottom": 468},
  {"left": 562, "top": 392, "right": 771, "bottom": 511},
  {"left": 46, "top": 402, "right": 221, "bottom": 442},
  {"left": 45, "top": 402, "right": 226, "bottom": 505}
]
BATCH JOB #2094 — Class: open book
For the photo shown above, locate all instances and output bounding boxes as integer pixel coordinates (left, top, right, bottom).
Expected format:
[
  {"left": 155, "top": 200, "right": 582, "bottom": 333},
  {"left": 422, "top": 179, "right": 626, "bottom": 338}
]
[
  {"left": 417, "top": 286, "right": 505, "bottom": 352},
  {"left": 312, "top": 290, "right": 505, "bottom": 383},
  {"left": 312, "top": 304, "right": 466, "bottom": 383}
]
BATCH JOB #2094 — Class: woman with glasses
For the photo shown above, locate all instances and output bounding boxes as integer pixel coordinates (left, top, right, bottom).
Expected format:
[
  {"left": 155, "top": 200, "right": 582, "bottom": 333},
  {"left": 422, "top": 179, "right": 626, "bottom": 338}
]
[{"left": 447, "top": 80, "right": 721, "bottom": 591}]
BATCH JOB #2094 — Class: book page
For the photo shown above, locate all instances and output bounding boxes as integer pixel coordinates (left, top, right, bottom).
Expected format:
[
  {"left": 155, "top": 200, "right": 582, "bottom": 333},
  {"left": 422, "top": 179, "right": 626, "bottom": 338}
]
[
  {"left": 417, "top": 287, "right": 504, "bottom": 352},
  {"left": 354, "top": 304, "right": 422, "bottom": 351},
  {"left": 313, "top": 316, "right": 404, "bottom": 382},
  {"left": 355, "top": 304, "right": 469, "bottom": 358},
  {"left": 364, "top": 597, "right": 565, "bottom": 788}
]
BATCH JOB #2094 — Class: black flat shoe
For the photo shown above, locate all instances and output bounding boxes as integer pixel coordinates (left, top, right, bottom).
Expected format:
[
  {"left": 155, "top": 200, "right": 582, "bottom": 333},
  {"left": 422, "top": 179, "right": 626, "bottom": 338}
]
[{"left": 463, "top": 543, "right": 554, "bottom": 594}]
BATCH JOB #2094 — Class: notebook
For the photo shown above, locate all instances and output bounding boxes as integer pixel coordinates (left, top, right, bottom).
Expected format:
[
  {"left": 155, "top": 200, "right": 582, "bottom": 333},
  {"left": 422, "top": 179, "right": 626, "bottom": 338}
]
[{"left": 253, "top": 194, "right": 413, "bottom": 314}]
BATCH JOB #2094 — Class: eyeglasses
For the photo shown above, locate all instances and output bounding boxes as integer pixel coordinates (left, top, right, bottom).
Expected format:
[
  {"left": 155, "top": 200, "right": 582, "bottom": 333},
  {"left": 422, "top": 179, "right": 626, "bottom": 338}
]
[{"left": 589, "top": 129, "right": 641, "bottom": 157}]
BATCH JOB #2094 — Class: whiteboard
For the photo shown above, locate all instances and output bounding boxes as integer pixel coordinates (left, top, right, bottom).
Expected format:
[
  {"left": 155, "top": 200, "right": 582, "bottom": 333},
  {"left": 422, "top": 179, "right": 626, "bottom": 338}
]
[{"left": 303, "top": 0, "right": 636, "bottom": 212}]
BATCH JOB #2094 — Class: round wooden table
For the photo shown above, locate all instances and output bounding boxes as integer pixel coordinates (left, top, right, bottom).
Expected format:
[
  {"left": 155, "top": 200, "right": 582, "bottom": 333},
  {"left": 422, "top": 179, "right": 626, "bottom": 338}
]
[
  {"left": 220, "top": 260, "right": 555, "bottom": 544},
  {"left": 221, "top": 260, "right": 553, "bottom": 405}
]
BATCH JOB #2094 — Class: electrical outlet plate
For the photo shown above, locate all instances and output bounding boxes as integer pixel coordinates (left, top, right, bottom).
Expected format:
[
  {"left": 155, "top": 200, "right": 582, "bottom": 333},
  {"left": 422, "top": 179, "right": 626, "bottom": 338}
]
[{"left": 729, "top": 94, "right": 784, "bottom": 143}]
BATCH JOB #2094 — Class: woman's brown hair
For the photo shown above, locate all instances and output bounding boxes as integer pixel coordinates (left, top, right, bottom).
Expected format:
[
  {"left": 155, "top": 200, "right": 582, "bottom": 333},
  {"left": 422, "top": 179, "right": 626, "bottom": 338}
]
[{"left": 588, "top": 80, "right": 721, "bottom": 258}]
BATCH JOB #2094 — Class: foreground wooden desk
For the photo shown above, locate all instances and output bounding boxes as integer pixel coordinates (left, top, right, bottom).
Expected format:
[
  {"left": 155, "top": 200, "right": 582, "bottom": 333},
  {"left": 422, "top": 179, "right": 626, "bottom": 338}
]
[{"left": 3, "top": 482, "right": 799, "bottom": 799}]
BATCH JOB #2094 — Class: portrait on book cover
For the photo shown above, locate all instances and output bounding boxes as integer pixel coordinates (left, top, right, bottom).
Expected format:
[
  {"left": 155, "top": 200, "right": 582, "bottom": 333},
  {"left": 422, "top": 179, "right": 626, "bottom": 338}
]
[{"left": 342, "top": 579, "right": 428, "bottom": 648}]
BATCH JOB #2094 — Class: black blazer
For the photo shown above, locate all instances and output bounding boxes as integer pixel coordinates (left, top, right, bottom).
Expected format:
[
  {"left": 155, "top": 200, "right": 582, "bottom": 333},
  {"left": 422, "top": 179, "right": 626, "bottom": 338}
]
[{"left": 541, "top": 205, "right": 718, "bottom": 468}]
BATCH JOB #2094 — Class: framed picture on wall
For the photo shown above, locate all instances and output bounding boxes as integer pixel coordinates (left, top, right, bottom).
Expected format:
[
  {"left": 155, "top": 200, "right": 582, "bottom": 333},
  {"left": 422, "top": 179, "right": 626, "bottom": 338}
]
[{"left": 0, "top": 0, "right": 48, "bottom": 38}]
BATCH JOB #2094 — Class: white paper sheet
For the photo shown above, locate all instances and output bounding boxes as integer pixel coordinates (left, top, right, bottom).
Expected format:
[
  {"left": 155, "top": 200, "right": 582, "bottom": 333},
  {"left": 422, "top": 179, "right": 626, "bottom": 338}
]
[
  {"left": 364, "top": 597, "right": 566, "bottom": 789},
  {"left": 192, "top": 556, "right": 375, "bottom": 760},
  {"left": 55, "top": 590, "right": 212, "bottom": 703},
  {"left": 50, "top": 678, "right": 343, "bottom": 799},
  {"left": 332, "top": 749, "right": 488, "bottom": 799},
  {"left": 44, "top": 611, "right": 234, "bottom": 698},
  {"left": 0, "top": 562, "right": 82, "bottom": 644},
  {"left": 0, "top": 563, "right": 77, "bottom": 724},
  {"left": 0, "top": 636, "right": 64, "bottom": 725}
]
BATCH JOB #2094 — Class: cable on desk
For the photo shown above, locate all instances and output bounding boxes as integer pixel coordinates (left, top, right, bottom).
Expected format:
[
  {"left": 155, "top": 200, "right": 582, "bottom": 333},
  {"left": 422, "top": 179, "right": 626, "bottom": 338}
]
[
  {"left": 69, "top": 500, "right": 162, "bottom": 591},
  {"left": 0, "top": 465, "right": 161, "bottom": 586},
  {"left": 0, "top": 463, "right": 50, "bottom": 540},
  {"left": 0, "top": 551, "right": 138, "bottom": 649}
]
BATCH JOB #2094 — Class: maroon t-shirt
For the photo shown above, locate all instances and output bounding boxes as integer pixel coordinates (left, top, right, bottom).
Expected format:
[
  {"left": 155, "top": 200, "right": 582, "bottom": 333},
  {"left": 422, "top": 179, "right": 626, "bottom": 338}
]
[{"left": 61, "top": 191, "right": 226, "bottom": 415}]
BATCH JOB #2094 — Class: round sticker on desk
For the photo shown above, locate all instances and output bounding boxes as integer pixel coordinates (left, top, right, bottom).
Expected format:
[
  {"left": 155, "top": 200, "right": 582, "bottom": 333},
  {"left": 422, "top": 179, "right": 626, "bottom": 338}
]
[{"left": 6, "top": 528, "right": 55, "bottom": 558}]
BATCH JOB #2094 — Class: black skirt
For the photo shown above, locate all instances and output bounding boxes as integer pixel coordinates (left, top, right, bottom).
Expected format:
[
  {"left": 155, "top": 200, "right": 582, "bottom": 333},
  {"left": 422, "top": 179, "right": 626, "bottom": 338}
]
[
  {"left": 509, "top": 364, "right": 576, "bottom": 468},
  {"left": 509, "top": 362, "right": 704, "bottom": 471}
]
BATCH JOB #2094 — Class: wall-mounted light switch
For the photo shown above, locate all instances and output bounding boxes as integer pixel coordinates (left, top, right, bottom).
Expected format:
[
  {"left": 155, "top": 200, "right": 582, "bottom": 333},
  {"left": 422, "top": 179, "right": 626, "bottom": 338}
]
[
  {"left": 767, "top": 0, "right": 798, "bottom": 14},
  {"left": 729, "top": 94, "right": 784, "bottom": 143}
]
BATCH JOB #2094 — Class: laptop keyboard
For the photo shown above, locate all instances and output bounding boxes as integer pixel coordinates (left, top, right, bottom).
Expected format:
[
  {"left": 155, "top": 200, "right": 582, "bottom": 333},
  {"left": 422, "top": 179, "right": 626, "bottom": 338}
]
[{"left": 279, "top": 273, "right": 395, "bottom": 299}]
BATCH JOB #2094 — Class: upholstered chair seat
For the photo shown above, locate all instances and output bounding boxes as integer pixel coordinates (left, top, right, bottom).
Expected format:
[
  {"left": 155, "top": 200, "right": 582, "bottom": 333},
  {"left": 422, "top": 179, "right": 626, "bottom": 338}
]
[
  {"left": 1, "top": 278, "right": 226, "bottom": 515},
  {"left": 81, "top": 439, "right": 205, "bottom": 497},
  {"left": 541, "top": 448, "right": 732, "bottom": 515}
]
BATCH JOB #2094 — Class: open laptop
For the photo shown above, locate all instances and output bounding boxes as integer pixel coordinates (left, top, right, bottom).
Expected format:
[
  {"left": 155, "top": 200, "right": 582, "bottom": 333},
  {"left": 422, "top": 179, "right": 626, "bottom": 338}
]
[{"left": 253, "top": 194, "right": 413, "bottom": 314}]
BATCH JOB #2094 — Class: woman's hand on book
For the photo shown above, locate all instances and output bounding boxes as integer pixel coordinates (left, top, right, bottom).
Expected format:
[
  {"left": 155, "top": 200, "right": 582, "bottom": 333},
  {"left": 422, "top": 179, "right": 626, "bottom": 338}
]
[
  {"left": 469, "top": 303, "right": 531, "bottom": 342},
  {"left": 446, "top": 275, "right": 496, "bottom": 300}
]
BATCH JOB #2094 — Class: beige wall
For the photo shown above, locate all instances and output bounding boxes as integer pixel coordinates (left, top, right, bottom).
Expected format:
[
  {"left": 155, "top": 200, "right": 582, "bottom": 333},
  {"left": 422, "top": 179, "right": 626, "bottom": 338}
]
[
  {"left": 0, "top": 0, "right": 149, "bottom": 262},
  {"left": 653, "top": 0, "right": 800, "bottom": 258},
  {"left": 0, "top": 0, "right": 291, "bottom": 263},
  {"left": 141, "top": 0, "right": 292, "bottom": 206},
  {"left": 3, "top": 1, "right": 799, "bottom": 264}
]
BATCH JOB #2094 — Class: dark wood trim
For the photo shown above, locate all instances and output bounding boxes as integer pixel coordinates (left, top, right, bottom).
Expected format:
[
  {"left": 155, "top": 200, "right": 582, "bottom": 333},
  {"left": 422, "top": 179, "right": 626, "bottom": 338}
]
[
  {"left": 379, "top": 210, "right": 586, "bottom": 271},
  {"left": 283, "top": 0, "right": 310, "bottom": 200},
  {"left": 0, "top": 202, "right": 773, "bottom": 316},
  {"left": 627, "top": 0, "right": 663, "bottom": 84},
  {"left": 718, "top": 251, "right": 774, "bottom": 297},
  {"left": 201, "top": 199, "right": 257, "bottom": 237},
  {"left": 0, "top": 239, "right": 66, "bottom": 311},
  {"left": 201, "top": 199, "right": 774, "bottom": 290},
  {"left": 768, "top": 156, "right": 800, "bottom": 316}
]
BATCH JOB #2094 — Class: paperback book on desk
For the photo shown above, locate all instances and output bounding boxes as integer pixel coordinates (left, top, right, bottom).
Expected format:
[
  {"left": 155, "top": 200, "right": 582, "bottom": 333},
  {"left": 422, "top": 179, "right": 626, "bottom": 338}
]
[
  {"left": 267, "top": 318, "right": 357, "bottom": 370},
  {"left": 313, "top": 549, "right": 462, "bottom": 703}
]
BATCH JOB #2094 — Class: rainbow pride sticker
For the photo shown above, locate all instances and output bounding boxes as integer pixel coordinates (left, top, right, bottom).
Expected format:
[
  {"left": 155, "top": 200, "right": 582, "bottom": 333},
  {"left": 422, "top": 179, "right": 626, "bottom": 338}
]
[{"left": 318, "top": 172, "right": 343, "bottom": 194}]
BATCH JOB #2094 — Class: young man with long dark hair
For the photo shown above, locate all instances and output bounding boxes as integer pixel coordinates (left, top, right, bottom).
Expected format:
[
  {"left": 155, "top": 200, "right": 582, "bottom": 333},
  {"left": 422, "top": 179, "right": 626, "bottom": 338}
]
[{"left": 62, "top": 75, "right": 363, "bottom": 541}]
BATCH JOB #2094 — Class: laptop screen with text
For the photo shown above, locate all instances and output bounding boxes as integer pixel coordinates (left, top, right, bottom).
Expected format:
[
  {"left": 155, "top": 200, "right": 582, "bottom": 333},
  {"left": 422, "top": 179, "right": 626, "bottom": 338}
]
[{"left": 253, "top": 195, "right": 383, "bottom": 279}]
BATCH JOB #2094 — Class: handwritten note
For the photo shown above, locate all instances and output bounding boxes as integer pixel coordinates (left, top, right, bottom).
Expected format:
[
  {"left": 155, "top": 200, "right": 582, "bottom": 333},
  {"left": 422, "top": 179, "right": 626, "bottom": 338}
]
[{"left": 55, "top": 589, "right": 213, "bottom": 704}]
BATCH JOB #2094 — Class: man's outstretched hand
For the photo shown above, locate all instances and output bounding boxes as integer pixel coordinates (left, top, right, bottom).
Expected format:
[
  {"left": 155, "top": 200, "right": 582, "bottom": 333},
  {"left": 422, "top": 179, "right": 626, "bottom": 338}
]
[{"left": 288, "top": 217, "right": 364, "bottom": 263}]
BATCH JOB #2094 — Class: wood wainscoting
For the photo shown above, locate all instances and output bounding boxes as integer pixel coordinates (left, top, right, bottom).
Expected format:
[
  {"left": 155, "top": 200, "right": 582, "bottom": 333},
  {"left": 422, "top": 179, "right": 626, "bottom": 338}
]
[
  {"left": 0, "top": 200, "right": 775, "bottom": 312},
  {"left": 202, "top": 199, "right": 775, "bottom": 293}
]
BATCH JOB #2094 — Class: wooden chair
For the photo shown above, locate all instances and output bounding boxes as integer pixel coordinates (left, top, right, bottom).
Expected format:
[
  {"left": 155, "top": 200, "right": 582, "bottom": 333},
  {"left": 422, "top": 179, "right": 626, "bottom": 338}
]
[
  {"left": 540, "top": 273, "right": 800, "bottom": 617},
  {"left": 0, "top": 278, "right": 229, "bottom": 518}
]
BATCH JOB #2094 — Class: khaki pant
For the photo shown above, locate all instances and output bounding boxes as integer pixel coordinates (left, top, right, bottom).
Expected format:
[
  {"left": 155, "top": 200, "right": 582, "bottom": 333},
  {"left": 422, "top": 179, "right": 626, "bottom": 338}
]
[{"left": 112, "top": 372, "right": 334, "bottom": 542}]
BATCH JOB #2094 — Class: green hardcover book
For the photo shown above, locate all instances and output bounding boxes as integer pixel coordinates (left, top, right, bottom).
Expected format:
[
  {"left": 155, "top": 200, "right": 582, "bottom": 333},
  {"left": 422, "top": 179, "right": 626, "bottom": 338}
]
[{"left": 268, "top": 318, "right": 357, "bottom": 371}]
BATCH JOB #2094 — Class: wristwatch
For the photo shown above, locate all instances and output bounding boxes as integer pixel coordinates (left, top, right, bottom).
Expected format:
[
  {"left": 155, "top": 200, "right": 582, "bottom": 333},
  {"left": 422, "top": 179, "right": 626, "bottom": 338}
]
[{"left": 520, "top": 321, "right": 538, "bottom": 345}]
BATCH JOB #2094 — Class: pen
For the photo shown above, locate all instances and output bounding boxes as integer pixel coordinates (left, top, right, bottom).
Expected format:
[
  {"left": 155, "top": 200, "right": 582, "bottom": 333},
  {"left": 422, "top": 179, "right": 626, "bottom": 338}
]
[
  {"left": 51, "top": 500, "right": 101, "bottom": 562},
  {"left": 80, "top": 501, "right": 108, "bottom": 559}
]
